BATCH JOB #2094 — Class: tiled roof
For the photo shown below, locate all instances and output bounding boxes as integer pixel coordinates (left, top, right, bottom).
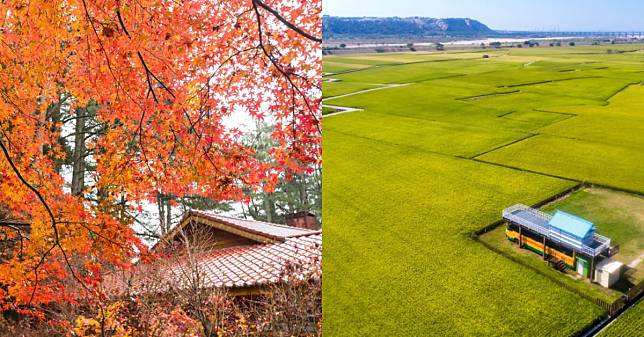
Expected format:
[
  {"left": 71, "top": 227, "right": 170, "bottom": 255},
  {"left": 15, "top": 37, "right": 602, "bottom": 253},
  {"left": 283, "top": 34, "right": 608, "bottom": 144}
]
[
  {"left": 105, "top": 212, "right": 321, "bottom": 295},
  {"left": 175, "top": 233, "right": 321, "bottom": 289},
  {"left": 188, "top": 210, "right": 319, "bottom": 240}
]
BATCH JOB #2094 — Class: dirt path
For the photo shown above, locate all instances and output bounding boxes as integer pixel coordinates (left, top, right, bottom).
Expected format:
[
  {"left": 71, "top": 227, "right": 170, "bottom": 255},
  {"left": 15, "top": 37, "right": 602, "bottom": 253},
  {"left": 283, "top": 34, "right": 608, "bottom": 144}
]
[
  {"left": 627, "top": 253, "right": 644, "bottom": 269},
  {"left": 322, "top": 105, "right": 364, "bottom": 117},
  {"left": 323, "top": 83, "right": 412, "bottom": 102}
]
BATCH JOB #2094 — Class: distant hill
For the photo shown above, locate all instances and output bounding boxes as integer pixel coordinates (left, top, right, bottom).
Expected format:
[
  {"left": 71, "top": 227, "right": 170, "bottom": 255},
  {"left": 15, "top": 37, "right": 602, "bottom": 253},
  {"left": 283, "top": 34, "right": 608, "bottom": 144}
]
[{"left": 323, "top": 16, "right": 495, "bottom": 39}]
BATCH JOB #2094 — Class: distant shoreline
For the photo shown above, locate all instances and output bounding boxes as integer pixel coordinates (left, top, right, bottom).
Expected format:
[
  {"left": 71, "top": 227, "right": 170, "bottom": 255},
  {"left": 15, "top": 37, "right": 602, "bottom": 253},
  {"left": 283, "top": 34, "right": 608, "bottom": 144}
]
[
  {"left": 323, "top": 37, "right": 644, "bottom": 55},
  {"left": 326, "top": 36, "right": 578, "bottom": 49}
]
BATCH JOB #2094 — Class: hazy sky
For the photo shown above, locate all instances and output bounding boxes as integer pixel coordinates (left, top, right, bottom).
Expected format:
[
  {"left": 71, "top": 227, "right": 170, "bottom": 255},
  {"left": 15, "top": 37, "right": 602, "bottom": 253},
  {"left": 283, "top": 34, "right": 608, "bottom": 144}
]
[{"left": 323, "top": 0, "right": 644, "bottom": 32}]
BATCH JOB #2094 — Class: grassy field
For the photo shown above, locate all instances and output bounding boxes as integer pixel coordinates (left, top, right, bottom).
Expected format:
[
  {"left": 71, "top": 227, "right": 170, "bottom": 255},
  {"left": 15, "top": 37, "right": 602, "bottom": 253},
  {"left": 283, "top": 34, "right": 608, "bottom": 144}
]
[
  {"left": 541, "top": 188, "right": 644, "bottom": 267},
  {"left": 597, "top": 299, "right": 644, "bottom": 337},
  {"left": 542, "top": 188, "right": 644, "bottom": 283},
  {"left": 323, "top": 45, "right": 644, "bottom": 336}
]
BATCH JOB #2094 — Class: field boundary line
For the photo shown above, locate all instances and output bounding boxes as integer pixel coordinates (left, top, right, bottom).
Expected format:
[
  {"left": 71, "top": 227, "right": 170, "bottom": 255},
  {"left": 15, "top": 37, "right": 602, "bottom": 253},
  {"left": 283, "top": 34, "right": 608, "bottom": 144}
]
[
  {"left": 456, "top": 89, "right": 521, "bottom": 101},
  {"left": 469, "top": 133, "right": 538, "bottom": 159},
  {"left": 532, "top": 108, "right": 578, "bottom": 117},
  {"left": 496, "top": 110, "right": 517, "bottom": 118},
  {"left": 323, "top": 56, "right": 489, "bottom": 78},
  {"left": 472, "top": 158, "right": 581, "bottom": 182},
  {"left": 343, "top": 106, "right": 538, "bottom": 137},
  {"left": 414, "top": 73, "right": 468, "bottom": 84},
  {"left": 322, "top": 63, "right": 402, "bottom": 77},
  {"left": 529, "top": 108, "right": 579, "bottom": 130},
  {"left": 378, "top": 57, "right": 490, "bottom": 67},
  {"left": 322, "top": 83, "right": 414, "bottom": 118},
  {"left": 503, "top": 113, "right": 576, "bottom": 132},
  {"left": 479, "top": 156, "right": 644, "bottom": 197},
  {"left": 472, "top": 183, "right": 585, "bottom": 237},
  {"left": 322, "top": 128, "right": 459, "bottom": 159},
  {"left": 499, "top": 76, "right": 604, "bottom": 88},
  {"left": 324, "top": 120, "right": 537, "bottom": 161},
  {"left": 322, "top": 83, "right": 413, "bottom": 102},
  {"left": 602, "top": 81, "right": 643, "bottom": 102},
  {"left": 322, "top": 105, "right": 364, "bottom": 117},
  {"left": 584, "top": 182, "right": 644, "bottom": 198}
]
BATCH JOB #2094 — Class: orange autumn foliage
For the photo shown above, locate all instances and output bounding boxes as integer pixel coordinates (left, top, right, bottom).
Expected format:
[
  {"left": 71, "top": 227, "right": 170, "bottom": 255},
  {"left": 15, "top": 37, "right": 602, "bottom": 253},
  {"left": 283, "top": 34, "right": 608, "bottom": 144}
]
[{"left": 0, "top": 0, "right": 320, "bottom": 317}]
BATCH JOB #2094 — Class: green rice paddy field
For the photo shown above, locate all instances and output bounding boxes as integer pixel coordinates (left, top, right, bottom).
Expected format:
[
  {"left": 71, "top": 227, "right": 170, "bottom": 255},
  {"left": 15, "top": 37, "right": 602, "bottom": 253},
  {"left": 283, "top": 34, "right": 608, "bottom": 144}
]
[
  {"left": 598, "top": 298, "right": 644, "bottom": 337},
  {"left": 323, "top": 45, "right": 644, "bottom": 336}
]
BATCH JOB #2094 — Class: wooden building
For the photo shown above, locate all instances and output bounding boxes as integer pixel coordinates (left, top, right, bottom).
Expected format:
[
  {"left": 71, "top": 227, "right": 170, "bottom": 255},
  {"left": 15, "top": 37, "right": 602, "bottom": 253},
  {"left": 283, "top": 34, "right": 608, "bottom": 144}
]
[{"left": 106, "top": 210, "right": 321, "bottom": 296}]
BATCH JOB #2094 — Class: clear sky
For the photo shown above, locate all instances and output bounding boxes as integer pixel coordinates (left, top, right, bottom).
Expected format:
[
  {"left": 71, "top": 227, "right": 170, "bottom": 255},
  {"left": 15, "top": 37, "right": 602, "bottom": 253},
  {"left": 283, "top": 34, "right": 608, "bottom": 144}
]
[{"left": 323, "top": 0, "right": 644, "bottom": 32}]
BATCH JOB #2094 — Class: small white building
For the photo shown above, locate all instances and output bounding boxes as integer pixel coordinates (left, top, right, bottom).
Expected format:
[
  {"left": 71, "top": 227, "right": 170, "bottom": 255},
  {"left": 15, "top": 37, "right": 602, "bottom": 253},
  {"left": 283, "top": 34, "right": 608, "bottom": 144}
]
[{"left": 593, "top": 258, "right": 623, "bottom": 288}]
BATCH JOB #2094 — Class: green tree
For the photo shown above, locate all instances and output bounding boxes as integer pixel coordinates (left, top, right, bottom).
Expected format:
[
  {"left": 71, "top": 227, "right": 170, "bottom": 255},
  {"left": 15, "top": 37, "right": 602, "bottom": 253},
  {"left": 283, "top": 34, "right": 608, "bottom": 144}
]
[{"left": 241, "top": 123, "right": 321, "bottom": 224}]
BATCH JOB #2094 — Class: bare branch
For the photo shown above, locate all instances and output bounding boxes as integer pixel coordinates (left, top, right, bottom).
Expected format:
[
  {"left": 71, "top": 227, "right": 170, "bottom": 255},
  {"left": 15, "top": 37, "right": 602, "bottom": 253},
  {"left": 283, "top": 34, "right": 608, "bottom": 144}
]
[
  {"left": 252, "top": 0, "right": 321, "bottom": 43},
  {"left": 251, "top": 1, "right": 321, "bottom": 132}
]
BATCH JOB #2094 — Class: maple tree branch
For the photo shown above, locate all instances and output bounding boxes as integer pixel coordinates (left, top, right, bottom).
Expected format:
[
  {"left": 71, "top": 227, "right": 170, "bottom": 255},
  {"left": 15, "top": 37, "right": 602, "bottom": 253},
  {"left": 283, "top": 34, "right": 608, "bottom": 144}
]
[
  {"left": 80, "top": 4, "right": 172, "bottom": 188},
  {"left": 252, "top": 0, "right": 321, "bottom": 43},
  {"left": 113, "top": 8, "right": 173, "bottom": 184},
  {"left": 139, "top": 52, "right": 159, "bottom": 103},
  {"left": 116, "top": 8, "right": 175, "bottom": 101},
  {"left": 116, "top": 9, "right": 130, "bottom": 38},
  {"left": 59, "top": 220, "right": 132, "bottom": 250},
  {"left": 0, "top": 137, "right": 57, "bottom": 226},
  {"left": 0, "top": 220, "right": 30, "bottom": 227},
  {"left": 135, "top": 231, "right": 161, "bottom": 240},
  {"left": 29, "top": 244, "right": 57, "bottom": 305},
  {"left": 251, "top": 2, "right": 321, "bottom": 132},
  {"left": 0, "top": 133, "right": 91, "bottom": 305},
  {"left": 117, "top": 8, "right": 191, "bottom": 160},
  {"left": 144, "top": 56, "right": 176, "bottom": 98},
  {"left": 0, "top": 223, "right": 27, "bottom": 259},
  {"left": 81, "top": 0, "right": 123, "bottom": 96}
]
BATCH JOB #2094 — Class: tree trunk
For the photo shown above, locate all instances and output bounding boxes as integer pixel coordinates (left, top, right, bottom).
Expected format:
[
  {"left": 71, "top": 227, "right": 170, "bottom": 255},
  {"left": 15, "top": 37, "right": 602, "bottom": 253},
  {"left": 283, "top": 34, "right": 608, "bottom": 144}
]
[
  {"left": 158, "top": 193, "right": 168, "bottom": 236},
  {"left": 165, "top": 197, "right": 172, "bottom": 232},
  {"left": 156, "top": 193, "right": 174, "bottom": 235},
  {"left": 248, "top": 199, "right": 261, "bottom": 220},
  {"left": 71, "top": 107, "right": 87, "bottom": 196},
  {"left": 298, "top": 172, "right": 309, "bottom": 212},
  {"left": 44, "top": 95, "right": 63, "bottom": 169},
  {"left": 263, "top": 192, "right": 274, "bottom": 223}
]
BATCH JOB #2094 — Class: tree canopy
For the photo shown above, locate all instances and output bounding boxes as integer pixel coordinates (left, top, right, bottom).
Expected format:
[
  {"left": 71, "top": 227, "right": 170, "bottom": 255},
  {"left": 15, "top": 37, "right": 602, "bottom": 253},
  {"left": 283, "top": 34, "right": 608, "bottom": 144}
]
[{"left": 0, "top": 0, "right": 321, "bottom": 318}]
